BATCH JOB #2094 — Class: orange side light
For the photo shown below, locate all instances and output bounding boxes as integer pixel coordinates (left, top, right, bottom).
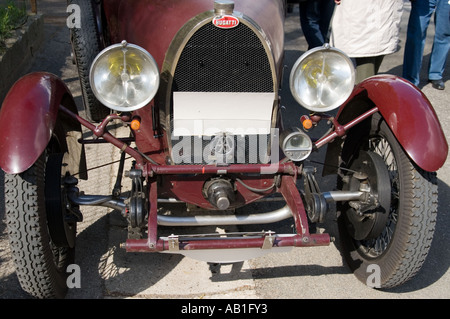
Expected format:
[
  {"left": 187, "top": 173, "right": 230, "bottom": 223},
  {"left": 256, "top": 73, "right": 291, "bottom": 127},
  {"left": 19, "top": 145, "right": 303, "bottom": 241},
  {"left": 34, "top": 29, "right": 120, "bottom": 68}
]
[
  {"left": 301, "top": 115, "right": 313, "bottom": 130},
  {"left": 130, "top": 118, "right": 141, "bottom": 131}
]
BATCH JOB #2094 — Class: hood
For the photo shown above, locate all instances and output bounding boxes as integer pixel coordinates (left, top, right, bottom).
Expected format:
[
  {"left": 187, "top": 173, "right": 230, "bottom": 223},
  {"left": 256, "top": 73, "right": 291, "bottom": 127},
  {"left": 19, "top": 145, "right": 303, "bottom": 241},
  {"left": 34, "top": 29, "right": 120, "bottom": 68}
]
[{"left": 103, "top": 0, "right": 285, "bottom": 70}]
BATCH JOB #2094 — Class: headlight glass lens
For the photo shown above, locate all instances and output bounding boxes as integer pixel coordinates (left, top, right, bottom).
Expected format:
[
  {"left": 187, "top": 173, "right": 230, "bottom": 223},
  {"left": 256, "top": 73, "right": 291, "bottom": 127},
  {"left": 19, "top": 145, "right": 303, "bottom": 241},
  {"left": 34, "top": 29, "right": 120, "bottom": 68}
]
[
  {"left": 90, "top": 41, "right": 160, "bottom": 112},
  {"left": 281, "top": 128, "right": 313, "bottom": 162},
  {"left": 290, "top": 45, "right": 355, "bottom": 113}
]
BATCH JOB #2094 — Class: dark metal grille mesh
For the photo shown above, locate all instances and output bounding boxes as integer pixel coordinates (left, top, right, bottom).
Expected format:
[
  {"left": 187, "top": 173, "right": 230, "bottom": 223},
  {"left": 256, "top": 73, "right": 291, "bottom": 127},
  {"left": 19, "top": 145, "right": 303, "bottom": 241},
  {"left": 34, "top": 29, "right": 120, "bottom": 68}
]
[{"left": 172, "top": 22, "right": 273, "bottom": 93}]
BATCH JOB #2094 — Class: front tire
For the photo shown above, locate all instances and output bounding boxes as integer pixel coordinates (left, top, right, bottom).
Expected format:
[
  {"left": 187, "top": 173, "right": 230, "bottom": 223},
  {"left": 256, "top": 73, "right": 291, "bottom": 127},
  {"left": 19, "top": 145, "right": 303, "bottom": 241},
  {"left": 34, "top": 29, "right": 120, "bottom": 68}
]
[
  {"left": 4, "top": 152, "right": 75, "bottom": 298},
  {"left": 337, "top": 115, "right": 438, "bottom": 289},
  {"left": 69, "top": 0, "right": 109, "bottom": 122}
]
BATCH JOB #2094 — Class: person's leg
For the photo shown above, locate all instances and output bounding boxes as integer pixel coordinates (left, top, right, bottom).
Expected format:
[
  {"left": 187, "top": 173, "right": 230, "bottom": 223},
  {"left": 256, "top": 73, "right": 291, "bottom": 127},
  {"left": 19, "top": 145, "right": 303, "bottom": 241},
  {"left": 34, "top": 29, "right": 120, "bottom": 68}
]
[
  {"left": 355, "top": 56, "right": 384, "bottom": 84},
  {"left": 299, "top": 0, "right": 325, "bottom": 49},
  {"left": 318, "top": 0, "right": 336, "bottom": 44},
  {"left": 403, "top": 0, "right": 434, "bottom": 86},
  {"left": 373, "top": 55, "right": 385, "bottom": 75},
  {"left": 428, "top": 0, "right": 450, "bottom": 84}
]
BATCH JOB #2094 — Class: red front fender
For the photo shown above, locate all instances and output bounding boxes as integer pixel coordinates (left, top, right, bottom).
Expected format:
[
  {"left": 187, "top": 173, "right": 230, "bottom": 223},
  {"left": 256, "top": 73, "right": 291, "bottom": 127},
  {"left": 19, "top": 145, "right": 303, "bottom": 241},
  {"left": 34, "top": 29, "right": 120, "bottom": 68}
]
[
  {"left": 334, "top": 75, "right": 448, "bottom": 172},
  {"left": 0, "top": 72, "right": 84, "bottom": 175}
]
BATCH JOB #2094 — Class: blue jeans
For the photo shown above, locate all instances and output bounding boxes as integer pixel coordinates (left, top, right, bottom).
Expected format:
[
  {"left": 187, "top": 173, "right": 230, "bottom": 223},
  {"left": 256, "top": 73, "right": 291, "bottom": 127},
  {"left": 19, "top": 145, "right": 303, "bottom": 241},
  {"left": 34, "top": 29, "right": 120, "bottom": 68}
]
[
  {"left": 299, "top": 0, "right": 336, "bottom": 49},
  {"left": 403, "top": 0, "right": 450, "bottom": 85}
]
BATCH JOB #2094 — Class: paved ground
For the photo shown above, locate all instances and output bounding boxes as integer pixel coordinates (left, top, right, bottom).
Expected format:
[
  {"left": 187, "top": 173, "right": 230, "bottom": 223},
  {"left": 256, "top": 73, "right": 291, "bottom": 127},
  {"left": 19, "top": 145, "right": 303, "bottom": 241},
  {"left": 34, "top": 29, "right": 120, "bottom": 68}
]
[{"left": 0, "top": 0, "right": 449, "bottom": 301}]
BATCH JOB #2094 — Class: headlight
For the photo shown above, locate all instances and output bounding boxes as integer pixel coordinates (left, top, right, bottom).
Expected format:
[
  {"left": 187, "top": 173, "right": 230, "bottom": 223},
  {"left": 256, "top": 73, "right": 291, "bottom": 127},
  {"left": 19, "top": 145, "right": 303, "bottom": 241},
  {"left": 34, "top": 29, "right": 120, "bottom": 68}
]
[
  {"left": 280, "top": 128, "right": 313, "bottom": 162},
  {"left": 289, "top": 44, "right": 355, "bottom": 113},
  {"left": 90, "top": 40, "right": 160, "bottom": 112}
]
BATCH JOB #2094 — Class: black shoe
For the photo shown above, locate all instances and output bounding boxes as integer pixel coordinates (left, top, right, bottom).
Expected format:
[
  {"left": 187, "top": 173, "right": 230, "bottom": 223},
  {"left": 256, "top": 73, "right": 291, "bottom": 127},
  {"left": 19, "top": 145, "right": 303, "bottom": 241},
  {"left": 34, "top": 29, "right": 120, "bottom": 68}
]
[{"left": 429, "top": 79, "right": 445, "bottom": 90}]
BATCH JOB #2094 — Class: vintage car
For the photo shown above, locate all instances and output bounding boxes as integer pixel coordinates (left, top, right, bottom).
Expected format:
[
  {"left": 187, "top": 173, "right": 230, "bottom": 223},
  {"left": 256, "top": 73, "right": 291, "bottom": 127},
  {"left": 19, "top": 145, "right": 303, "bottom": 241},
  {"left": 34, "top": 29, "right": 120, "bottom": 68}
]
[{"left": 0, "top": 0, "right": 448, "bottom": 298}]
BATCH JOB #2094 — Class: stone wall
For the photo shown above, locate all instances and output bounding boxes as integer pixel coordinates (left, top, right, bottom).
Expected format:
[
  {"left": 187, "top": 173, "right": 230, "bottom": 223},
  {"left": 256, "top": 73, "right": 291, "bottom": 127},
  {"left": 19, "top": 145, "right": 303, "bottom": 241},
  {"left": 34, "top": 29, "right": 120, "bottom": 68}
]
[{"left": 0, "top": 13, "right": 43, "bottom": 103}]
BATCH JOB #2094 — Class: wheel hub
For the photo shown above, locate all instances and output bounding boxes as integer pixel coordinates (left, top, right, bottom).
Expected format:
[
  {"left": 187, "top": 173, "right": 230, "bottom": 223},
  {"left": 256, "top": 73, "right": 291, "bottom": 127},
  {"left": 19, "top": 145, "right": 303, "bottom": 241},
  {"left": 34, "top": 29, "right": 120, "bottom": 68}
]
[
  {"left": 45, "top": 153, "right": 79, "bottom": 248},
  {"left": 343, "top": 151, "right": 391, "bottom": 241}
]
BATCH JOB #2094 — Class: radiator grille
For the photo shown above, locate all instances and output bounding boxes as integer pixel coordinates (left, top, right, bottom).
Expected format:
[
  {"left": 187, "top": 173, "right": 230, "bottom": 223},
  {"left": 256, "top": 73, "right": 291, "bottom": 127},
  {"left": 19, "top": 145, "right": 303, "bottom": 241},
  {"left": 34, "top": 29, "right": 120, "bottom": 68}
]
[
  {"left": 172, "top": 22, "right": 273, "bottom": 93},
  {"left": 170, "top": 20, "right": 274, "bottom": 165}
]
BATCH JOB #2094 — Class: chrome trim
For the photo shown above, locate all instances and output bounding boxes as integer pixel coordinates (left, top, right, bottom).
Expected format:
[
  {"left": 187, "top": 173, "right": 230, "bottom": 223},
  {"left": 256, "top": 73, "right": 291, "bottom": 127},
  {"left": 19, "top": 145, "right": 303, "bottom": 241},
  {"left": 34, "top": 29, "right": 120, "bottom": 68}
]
[
  {"left": 157, "top": 205, "right": 292, "bottom": 226},
  {"left": 214, "top": 0, "right": 235, "bottom": 15},
  {"left": 68, "top": 193, "right": 126, "bottom": 211},
  {"left": 322, "top": 191, "right": 364, "bottom": 202},
  {"left": 89, "top": 41, "right": 160, "bottom": 112},
  {"left": 68, "top": 191, "right": 293, "bottom": 226}
]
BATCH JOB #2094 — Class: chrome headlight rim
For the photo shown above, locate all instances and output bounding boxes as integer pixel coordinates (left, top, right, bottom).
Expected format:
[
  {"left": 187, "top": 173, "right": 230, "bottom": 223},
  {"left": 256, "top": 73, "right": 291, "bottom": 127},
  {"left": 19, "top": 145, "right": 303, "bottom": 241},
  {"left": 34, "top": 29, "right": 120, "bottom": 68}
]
[
  {"left": 89, "top": 41, "right": 160, "bottom": 112},
  {"left": 289, "top": 44, "right": 355, "bottom": 113},
  {"left": 280, "top": 127, "right": 313, "bottom": 162}
]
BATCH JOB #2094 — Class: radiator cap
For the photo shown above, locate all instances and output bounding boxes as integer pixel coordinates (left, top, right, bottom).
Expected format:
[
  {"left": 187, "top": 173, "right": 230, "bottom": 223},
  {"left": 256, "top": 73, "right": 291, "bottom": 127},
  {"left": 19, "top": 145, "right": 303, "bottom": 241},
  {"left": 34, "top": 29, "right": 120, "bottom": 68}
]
[{"left": 214, "top": 0, "right": 235, "bottom": 15}]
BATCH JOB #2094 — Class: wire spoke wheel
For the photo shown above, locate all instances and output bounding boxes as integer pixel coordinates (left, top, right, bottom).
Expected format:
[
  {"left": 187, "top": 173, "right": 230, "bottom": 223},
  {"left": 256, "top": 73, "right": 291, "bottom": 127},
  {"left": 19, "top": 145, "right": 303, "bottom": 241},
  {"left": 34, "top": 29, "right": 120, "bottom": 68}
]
[
  {"left": 337, "top": 114, "right": 438, "bottom": 289},
  {"left": 356, "top": 136, "right": 399, "bottom": 258}
]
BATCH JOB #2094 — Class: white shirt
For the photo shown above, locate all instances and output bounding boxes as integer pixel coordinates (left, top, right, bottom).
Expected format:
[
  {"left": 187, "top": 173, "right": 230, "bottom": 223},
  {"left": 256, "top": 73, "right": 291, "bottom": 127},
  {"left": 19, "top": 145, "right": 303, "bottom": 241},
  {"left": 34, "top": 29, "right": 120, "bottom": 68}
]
[{"left": 330, "top": 0, "right": 404, "bottom": 57}]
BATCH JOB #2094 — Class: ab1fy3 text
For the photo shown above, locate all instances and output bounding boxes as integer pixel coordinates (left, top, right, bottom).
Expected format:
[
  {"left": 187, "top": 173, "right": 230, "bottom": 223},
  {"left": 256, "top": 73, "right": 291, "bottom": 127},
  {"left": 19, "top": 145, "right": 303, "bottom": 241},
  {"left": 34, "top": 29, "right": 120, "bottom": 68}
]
[{"left": 181, "top": 303, "right": 268, "bottom": 316}]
